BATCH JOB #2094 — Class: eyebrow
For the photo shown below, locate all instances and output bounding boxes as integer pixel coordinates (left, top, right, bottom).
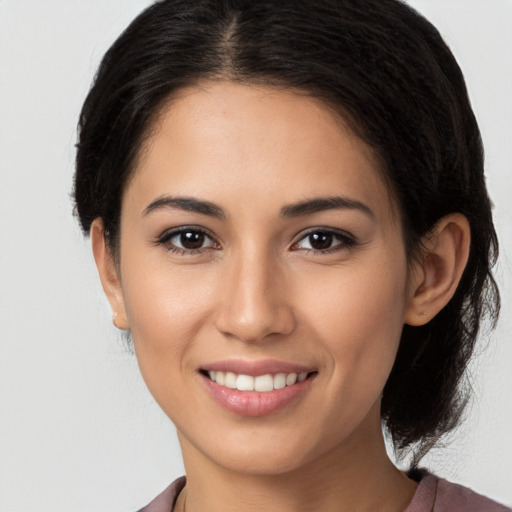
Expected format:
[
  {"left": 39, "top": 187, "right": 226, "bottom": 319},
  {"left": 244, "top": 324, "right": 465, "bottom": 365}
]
[
  {"left": 280, "top": 196, "right": 375, "bottom": 219},
  {"left": 142, "top": 194, "right": 374, "bottom": 221},
  {"left": 143, "top": 196, "right": 226, "bottom": 219}
]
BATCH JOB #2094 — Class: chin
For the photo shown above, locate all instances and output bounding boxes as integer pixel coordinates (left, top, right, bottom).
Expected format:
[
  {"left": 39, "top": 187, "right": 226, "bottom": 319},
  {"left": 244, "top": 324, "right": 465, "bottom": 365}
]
[
  {"left": 210, "top": 445, "right": 313, "bottom": 476},
  {"left": 178, "top": 418, "right": 349, "bottom": 478}
]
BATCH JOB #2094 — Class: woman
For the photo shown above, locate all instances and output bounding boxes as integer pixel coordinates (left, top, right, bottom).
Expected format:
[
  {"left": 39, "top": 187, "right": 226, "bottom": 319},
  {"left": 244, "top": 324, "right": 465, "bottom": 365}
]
[{"left": 74, "top": 0, "right": 508, "bottom": 510}]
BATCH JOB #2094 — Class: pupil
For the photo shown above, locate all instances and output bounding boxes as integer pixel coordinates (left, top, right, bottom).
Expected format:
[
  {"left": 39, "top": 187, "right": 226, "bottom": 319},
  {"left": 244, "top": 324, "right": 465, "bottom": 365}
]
[
  {"left": 310, "top": 232, "right": 332, "bottom": 250},
  {"left": 180, "top": 231, "right": 204, "bottom": 249}
]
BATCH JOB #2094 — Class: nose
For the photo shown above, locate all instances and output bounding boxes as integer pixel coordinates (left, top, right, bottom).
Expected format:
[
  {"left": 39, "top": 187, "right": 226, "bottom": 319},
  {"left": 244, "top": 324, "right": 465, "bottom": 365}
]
[{"left": 214, "top": 248, "right": 296, "bottom": 344}]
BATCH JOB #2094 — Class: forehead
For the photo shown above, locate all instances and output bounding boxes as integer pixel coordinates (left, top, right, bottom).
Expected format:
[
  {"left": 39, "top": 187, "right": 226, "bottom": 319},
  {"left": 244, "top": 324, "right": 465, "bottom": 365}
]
[{"left": 126, "top": 81, "right": 397, "bottom": 223}]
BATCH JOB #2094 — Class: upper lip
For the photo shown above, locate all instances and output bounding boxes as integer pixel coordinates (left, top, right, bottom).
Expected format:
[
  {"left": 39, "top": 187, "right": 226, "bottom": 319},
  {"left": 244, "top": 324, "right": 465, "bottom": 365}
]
[{"left": 200, "top": 359, "right": 315, "bottom": 376}]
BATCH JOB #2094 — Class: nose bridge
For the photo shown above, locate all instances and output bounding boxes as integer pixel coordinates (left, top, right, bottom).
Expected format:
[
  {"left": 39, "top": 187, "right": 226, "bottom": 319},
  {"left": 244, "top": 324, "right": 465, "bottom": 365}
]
[{"left": 215, "top": 243, "right": 295, "bottom": 343}]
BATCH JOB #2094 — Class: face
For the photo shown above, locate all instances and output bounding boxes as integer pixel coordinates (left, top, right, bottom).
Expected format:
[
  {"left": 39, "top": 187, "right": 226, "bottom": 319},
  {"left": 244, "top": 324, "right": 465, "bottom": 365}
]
[{"left": 110, "top": 82, "right": 417, "bottom": 474}]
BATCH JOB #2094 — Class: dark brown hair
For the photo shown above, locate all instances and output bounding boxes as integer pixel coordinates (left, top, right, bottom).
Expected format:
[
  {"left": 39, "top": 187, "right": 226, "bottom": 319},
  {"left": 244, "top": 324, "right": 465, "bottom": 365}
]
[{"left": 74, "top": 0, "right": 499, "bottom": 463}]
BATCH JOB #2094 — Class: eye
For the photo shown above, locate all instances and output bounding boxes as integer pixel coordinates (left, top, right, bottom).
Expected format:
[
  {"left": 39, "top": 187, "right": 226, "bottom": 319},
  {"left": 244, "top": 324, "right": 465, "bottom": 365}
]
[
  {"left": 292, "top": 229, "right": 355, "bottom": 253},
  {"left": 157, "top": 227, "right": 219, "bottom": 254}
]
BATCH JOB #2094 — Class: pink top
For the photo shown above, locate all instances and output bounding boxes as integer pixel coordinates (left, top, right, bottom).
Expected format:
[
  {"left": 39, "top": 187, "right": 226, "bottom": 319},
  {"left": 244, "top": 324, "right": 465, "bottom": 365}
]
[
  {"left": 137, "top": 473, "right": 510, "bottom": 511},
  {"left": 404, "top": 473, "right": 509, "bottom": 511}
]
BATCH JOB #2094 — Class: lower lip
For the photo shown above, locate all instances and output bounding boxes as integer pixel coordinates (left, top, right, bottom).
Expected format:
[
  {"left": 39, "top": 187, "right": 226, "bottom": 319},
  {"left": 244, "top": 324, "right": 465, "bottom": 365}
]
[{"left": 200, "top": 374, "right": 314, "bottom": 417}]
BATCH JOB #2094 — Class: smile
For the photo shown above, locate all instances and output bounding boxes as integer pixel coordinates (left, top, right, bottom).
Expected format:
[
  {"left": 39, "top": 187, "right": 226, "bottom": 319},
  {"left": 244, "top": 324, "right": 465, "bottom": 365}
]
[
  {"left": 206, "top": 371, "right": 309, "bottom": 392},
  {"left": 199, "top": 361, "right": 317, "bottom": 416}
]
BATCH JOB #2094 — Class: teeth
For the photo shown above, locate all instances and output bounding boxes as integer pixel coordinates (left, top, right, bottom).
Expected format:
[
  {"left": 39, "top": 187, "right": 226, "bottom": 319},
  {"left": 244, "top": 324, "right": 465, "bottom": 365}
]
[
  {"left": 286, "top": 373, "right": 297, "bottom": 386},
  {"left": 225, "top": 372, "right": 237, "bottom": 389},
  {"left": 254, "top": 374, "right": 274, "bottom": 392},
  {"left": 206, "top": 370, "right": 309, "bottom": 392},
  {"left": 236, "top": 374, "right": 254, "bottom": 391},
  {"left": 273, "top": 373, "right": 286, "bottom": 390}
]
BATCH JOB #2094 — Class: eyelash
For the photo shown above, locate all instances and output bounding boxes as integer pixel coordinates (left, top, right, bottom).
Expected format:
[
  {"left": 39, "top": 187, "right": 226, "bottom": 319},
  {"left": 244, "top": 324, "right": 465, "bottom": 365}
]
[
  {"left": 291, "top": 228, "right": 357, "bottom": 254},
  {"left": 155, "top": 227, "right": 356, "bottom": 256},
  {"left": 156, "top": 226, "right": 219, "bottom": 255}
]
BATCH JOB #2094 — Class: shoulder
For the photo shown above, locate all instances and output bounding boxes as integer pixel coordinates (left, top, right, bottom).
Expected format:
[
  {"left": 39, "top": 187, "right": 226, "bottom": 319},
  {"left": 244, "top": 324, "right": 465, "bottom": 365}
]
[
  {"left": 406, "top": 471, "right": 510, "bottom": 512},
  {"left": 435, "top": 477, "right": 510, "bottom": 512},
  {"left": 135, "top": 476, "right": 186, "bottom": 512}
]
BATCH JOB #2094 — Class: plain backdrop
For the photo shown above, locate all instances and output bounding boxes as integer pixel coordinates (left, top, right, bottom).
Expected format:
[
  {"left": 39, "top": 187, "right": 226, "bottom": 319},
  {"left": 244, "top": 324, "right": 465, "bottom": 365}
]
[{"left": 0, "top": 1, "right": 511, "bottom": 510}]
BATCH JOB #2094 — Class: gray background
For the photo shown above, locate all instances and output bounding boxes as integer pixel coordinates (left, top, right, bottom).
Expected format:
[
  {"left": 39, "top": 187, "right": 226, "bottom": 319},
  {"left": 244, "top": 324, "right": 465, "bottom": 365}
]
[{"left": 0, "top": 1, "right": 511, "bottom": 510}]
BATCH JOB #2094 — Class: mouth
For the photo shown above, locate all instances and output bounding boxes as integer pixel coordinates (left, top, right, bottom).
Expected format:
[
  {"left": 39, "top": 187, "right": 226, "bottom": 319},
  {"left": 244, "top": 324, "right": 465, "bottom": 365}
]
[
  {"left": 200, "top": 369, "right": 313, "bottom": 392},
  {"left": 198, "top": 361, "right": 317, "bottom": 416}
]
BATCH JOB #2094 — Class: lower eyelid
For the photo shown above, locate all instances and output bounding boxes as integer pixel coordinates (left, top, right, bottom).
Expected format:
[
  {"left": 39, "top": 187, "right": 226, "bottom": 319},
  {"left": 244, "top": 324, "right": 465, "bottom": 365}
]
[{"left": 167, "top": 246, "right": 211, "bottom": 255}]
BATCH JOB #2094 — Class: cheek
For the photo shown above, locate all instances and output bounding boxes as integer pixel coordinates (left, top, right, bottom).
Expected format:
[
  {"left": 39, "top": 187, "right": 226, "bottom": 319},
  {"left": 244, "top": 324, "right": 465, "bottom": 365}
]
[
  {"left": 301, "top": 258, "right": 408, "bottom": 388},
  {"left": 119, "top": 256, "right": 218, "bottom": 393},
  {"left": 122, "top": 255, "right": 214, "bottom": 333}
]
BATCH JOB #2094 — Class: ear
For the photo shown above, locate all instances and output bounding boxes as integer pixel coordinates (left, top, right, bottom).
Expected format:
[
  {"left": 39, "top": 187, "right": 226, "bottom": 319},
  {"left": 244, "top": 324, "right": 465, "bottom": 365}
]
[
  {"left": 90, "top": 218, "right": 130, "bottom": 330},
  {"left": 405, "top": 213, "right": 471, "bottom": 326}
]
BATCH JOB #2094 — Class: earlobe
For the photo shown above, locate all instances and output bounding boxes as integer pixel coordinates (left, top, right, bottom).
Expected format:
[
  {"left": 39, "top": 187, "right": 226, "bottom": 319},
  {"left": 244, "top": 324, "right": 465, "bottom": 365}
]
[
  {"left": 90, "top": 219, "right": 130, "bottom": 330},
  {"left": 405, "top": 213, "right": 471, "bottom": 326}
]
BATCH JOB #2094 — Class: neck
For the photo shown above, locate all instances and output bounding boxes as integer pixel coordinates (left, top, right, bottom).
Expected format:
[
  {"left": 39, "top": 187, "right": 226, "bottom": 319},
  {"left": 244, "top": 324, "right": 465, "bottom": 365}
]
[{"left": 175, "top": 408, "right": 417, "bottom": 512}]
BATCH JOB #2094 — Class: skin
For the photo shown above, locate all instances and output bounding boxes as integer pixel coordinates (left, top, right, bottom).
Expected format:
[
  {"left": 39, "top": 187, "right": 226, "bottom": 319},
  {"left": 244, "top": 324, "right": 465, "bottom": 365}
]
[{"left": 92, "top": 82, "right": 470, "bottom": 512}]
